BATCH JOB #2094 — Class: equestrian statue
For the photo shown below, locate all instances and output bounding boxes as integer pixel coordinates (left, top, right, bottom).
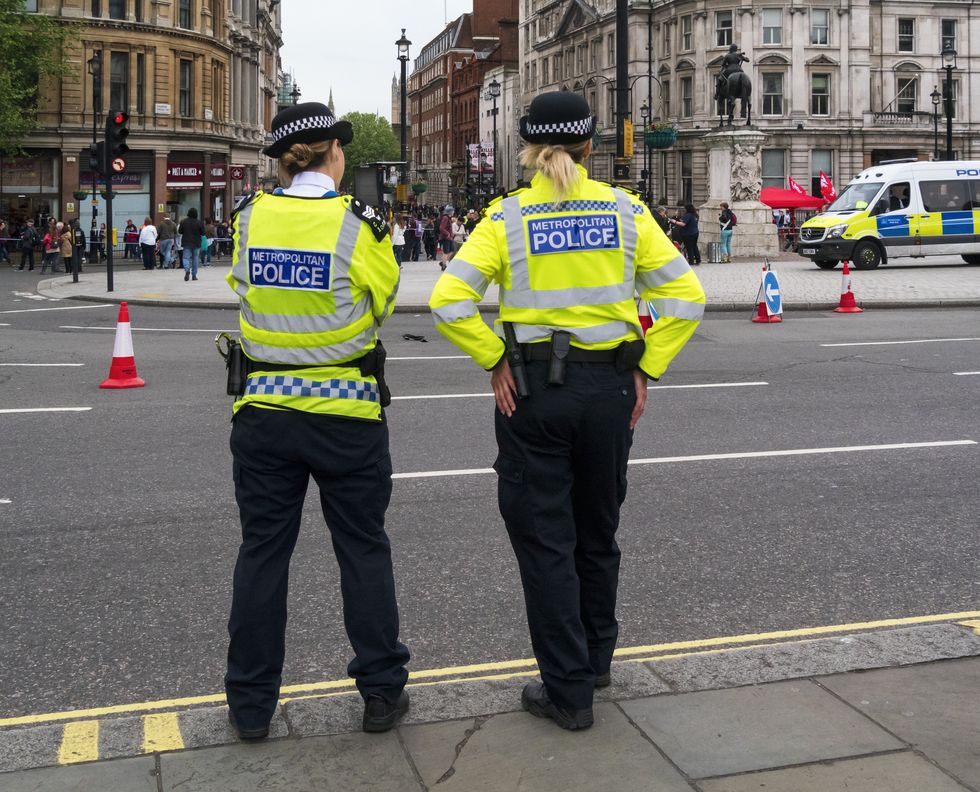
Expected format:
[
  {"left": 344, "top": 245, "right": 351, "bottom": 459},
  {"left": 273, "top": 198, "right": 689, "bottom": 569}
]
[{"left": 715, "top": 44, "right": 752, "bottom": 126}]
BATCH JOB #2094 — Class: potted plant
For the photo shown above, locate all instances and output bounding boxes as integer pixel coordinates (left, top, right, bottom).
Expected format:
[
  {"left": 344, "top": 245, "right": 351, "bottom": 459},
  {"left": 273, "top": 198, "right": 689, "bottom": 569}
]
[
  {"left": 644, "top": 122, "right": 677, "bottom": 149},
  {"left": 72, "top": 190, "right": 89, "bottom": 201},
  {"left": 411, "top": 183, "right": 427, "bottom": 195},
  {"left": 383, "top": 184, "right": 395, "bottom": 195}
]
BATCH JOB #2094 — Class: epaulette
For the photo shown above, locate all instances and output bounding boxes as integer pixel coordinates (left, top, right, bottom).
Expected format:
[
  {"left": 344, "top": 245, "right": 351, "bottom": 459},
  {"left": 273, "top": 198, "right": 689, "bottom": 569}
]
[
  {"left": 231, "top": 190, "right": 258, "bottom": 220},
  {"left": 596, "top": 180, "right": 641, "bottom": 198},
  {"left": 348, "top": 198, "right": 389, "bottom": 242},
  {"left": 482, "top": 187, "right": 526, "bottom": 218}
]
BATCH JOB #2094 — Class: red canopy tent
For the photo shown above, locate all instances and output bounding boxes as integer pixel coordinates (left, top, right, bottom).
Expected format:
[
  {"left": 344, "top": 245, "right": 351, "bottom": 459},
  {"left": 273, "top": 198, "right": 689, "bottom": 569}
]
[{"left": 759, "top": 187, "right": 826, "bottom": 210}]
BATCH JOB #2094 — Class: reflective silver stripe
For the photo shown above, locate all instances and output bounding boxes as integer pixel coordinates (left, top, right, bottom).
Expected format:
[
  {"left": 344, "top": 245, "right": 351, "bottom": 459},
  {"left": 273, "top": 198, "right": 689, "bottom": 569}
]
[
  {"left": 432, "top": 299, "right": 479, "bottom": 324},
  {"left": 240, "top": 297, "right": 370, "bottom": 334},
  {"left": 329, "top": 209, "right": 363, "bottom": 309},
  {"left": 635, "top": 255, "right": 692, "bottom": 291},
  {"left": 502, "top": 197, "right": 528, "bottom": 290},
  {"left": 506, "top": 320, "right": 637, "bottom": 345},
  {"left": 378, "top": 268, "right": 399, "bottom": 322},
  {"left": 446, "top": 257, "right": 490, "bottom": 295},
  {"left": 613, "top": 188, "right": 637, "bottom": 282},
  {"left": 242, "top": 325, "right": 377, "bottom": 366},
  {"left": 651, "top": 297, "right": 705, "bottom": 322},
  {"left": 230, "top": 201, "right": 254, "bottom": 291},
  {"left": 504, "top": 282, "right": 634, "bottom": 309}
]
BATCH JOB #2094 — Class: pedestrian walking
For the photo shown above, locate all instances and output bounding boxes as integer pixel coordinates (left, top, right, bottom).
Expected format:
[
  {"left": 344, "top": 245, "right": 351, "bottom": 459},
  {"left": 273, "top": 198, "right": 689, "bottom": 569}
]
[
  {"left": 59, "top": 221, "right": 74, "bottom": 273},
  {"left": 202, "top": 218, "right": 216, "bottom": 265},
  {"left": 670, "top": 204, "right": 701, "bottom": 265},
  {"left": 73, "top": 222, "right": 86, "bottom": 271},
  {"left": 224, "top": 101, "right": 409, "bottom": 741},
  {"left": 0, "top": 220, "right": 10, "bottom": 264},
  {"left": 437, "top": 206, "right": 453, "bottom": 270},
  {"left": 177, "top": 208, "right": 204, "bottom": 281},
  {"left": 17, "top": 220, "right": 37, "bottom": 270},
  {"left": 123, "top": 220, "right": 139, "bottom": 259},
  {"left": 139, "top": 216, "right": 158, "bottom": 270},
  {"left": 718, "top": 202, "right": 736, "bottom": 263},
  {"left": 40, "top": 220, "right": 61, "bottom": 273},
  {"left": 157, "top": 214, "right": 177, "bottom": 268},
  {"left": 429, "top": 91, "right": 705, "bottom": 731},
  {"left": 391, "top": 214, "right": 406, "bottom": 267}
]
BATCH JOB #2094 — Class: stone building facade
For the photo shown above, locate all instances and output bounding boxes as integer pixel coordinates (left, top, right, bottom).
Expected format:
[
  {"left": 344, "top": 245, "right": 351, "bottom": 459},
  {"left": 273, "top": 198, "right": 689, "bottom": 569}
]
[
  {"left": 519, "top": 0, "right": 977, "bottom": 209},
  {"left": 2, "top": 0, "right": 281, "bottom": 232}
]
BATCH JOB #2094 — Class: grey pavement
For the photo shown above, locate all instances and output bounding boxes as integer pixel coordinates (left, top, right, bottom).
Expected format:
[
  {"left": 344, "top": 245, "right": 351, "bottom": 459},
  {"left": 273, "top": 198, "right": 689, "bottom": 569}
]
[
  {"left": 34, "top": 251, "right": 980, "bottom": 311},
  {"left": 2, "top": 622, "right": 980, "bottom": 790}
]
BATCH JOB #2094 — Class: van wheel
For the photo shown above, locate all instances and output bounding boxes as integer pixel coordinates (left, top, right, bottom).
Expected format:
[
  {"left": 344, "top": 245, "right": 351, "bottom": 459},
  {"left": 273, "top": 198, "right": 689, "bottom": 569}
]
[
  {"left": 814, "top": 258, "right": 838, "bottom": 270},
  {"left": 853, "top": 241, "right": 883, "bottom": 270},
  {"left": 962, "top": 255, "right": 980, "bottom": 265}
]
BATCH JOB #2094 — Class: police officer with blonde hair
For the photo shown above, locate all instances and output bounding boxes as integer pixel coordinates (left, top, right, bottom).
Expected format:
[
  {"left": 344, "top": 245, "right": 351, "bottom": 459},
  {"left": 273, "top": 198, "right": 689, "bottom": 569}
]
[
  {"left": 224, "top": 101, "right": 409, "bottom": 740},
  {"left": 429, "top": 91, "right": 705, "bottom": 731}
]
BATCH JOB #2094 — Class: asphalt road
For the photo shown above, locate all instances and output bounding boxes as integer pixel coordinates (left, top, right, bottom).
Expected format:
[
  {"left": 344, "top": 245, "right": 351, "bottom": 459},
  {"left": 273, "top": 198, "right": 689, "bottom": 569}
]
[{"left": 1, "top": 265, "right": 978, "bottom": 720}]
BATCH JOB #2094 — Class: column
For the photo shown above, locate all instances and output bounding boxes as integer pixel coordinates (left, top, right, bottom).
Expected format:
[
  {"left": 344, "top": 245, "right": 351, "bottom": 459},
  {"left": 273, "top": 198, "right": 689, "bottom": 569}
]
[
  {"left": 789, "top": 8, "right": 807, "bottom": 120},
  {"left": 203, "top": 152, "right": 211, "bottom": 220},
  {"left": 153, "top": 153, "right": 168, "bottom": 219}
]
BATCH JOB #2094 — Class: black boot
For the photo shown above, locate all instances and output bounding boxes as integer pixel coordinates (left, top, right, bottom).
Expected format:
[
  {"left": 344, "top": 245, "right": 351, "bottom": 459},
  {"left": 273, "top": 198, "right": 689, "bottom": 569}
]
[
  {"left": 362, "top": 692, "right": 409, "bottom": 733},
  {"left": 521, "top": 682, "right": 593, "bottom": 731}
]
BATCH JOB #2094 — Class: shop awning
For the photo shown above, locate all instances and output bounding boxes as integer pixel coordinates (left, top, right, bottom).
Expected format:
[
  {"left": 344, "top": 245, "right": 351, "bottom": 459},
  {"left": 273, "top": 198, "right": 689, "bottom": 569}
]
[{"left": 759, "top": 187, "right": 826, "bottom": 210}]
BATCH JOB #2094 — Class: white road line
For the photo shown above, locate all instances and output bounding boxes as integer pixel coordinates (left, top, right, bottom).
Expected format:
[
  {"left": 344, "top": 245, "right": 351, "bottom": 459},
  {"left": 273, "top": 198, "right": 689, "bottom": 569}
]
[
  {"left": 0, "top": 304, "right": 111, "bottom": 315},
  {"left": 391, "top": 381, "right": 769, "bottom": 401},
  {"left": 0, "top": 323, "right": 10, "bottom": 326},
  {"left": 391, "top": 440, "right": 976, "bottom": 480},
  {"left": 0, "top": 499, "right": 11, "bottom": 505},
  {"left": 821, "top": 337, "right": 980, "bottom": 348},
  {"left": 387, "top": 356, "right": 471, "bottom": 361},
  {"left": 953, "top": 372, "right": 980, "bottom": 376},
  {"left": 0, "top": 363, "right": 85, "bottom": 368},
  {"left": 61, "top": 326, "right": 229, "bottom": 333},
  {"left": 0, "top": 407, "right": 92, "bottom": 415}
]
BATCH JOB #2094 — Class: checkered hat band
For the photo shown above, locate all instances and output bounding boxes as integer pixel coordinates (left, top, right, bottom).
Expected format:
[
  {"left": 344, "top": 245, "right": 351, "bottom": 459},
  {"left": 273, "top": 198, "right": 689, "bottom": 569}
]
[
  {"left": 273, "top": 115, "right": 336, "bottom": 143},
  {"left": 525, "top": 117, "right": 593, "bottom": 137}
]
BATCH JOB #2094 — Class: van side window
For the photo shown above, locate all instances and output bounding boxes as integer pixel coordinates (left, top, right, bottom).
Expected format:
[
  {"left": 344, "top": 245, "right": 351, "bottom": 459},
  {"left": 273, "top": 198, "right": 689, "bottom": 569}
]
[
  {"left": 971, "top": 181, "right": 980, "bottom": 210},
  {"left": 920, "top": 180, "right": 971, "bottom": 213},
  {"left": 887, "top": 182, "right": 910, "bottom": 212}
]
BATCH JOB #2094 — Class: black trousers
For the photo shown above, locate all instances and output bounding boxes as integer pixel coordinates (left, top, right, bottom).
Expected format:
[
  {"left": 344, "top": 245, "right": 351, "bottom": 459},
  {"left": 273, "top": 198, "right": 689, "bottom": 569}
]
[
  {"left": 226, "top": 407, "right": 410, "bottom": 729},
  {"left": 494, "top": 361, "right": 634, "bottom": 712},
  {"left": 682, "top": 234, "right": 701, "bottom": 264},
  {"left": 140, "top": 243, "right": 155, "bottom": 270},
  {"left": 19, "top": 249, "right": 34, "bottom": 269}
]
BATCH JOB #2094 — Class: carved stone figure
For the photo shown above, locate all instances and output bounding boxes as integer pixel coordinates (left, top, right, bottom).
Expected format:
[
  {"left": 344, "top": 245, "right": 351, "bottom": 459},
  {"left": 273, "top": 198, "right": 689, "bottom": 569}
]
[{"left": 730, "top": 142, "right": 762, "bottom": 201}]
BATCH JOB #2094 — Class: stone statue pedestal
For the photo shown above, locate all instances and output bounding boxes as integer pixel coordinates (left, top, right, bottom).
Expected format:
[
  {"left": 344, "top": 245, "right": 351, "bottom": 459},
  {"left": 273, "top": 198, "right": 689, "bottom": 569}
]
[{"left": 698, "top": 128, "right": 779, "bottom": 258}]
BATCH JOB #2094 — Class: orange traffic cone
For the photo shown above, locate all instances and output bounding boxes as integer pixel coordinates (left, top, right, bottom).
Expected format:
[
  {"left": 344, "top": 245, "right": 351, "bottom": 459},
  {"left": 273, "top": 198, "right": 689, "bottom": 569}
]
[
  {"left": 834, "top": 261, "right": 863, "bottom": 313},
  {"left": 100, "top": 302, "right": 146, "bottom": 389},
  {"left": 637, "top": 298, "right": 654, "bottom": 335}
]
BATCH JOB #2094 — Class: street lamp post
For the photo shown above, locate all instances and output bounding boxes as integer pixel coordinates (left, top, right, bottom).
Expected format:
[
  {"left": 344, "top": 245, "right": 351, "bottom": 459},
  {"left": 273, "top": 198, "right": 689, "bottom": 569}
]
[
  {"left": 488, "top": 77, "right": 501, "bottom": 196},
  {"left": 614, "top": 0, "right": 629, "bottom": 185},
  {"left": 289, "top": 84, "right": 301, "bottom": 105},
  {"left": 87, "top": 52, "right": 102, "bottom": 260},
  {"left": 396, "top": 29, "right": 412, "bottom": 193},
  {"left": 639, "top": 100, "right": 650, "bottom": 205},
  {"left": 930, "top": 86, "right": 941, "bottom": 161},
  {"left": 941, "top": 44, "right": 956, "bottom": 161}
]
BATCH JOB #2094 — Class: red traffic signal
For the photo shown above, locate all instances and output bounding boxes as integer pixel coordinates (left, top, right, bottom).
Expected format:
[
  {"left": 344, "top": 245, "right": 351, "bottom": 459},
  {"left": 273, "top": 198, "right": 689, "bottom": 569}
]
[{"left": 103, "top": 111, "right": 130, "bottom": 175}]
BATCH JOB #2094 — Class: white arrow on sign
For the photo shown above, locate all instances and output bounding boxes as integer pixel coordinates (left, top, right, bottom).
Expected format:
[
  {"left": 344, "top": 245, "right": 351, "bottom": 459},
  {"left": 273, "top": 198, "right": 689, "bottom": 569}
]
[{"left": 765, "top": 282, "right": 780, "bottom": 301}]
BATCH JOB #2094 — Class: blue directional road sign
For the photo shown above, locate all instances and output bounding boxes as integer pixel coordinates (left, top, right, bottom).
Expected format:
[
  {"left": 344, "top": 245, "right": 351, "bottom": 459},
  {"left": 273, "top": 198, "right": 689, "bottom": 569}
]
[{"left": 763, "top": 270, "right": 782, "bottom": 315}]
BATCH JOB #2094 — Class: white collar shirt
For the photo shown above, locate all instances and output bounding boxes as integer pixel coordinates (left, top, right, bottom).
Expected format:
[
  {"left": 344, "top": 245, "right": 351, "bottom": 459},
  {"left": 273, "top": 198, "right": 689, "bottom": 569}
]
[{"left": 283, "top": 171, "right": 337, "bottom": 197}]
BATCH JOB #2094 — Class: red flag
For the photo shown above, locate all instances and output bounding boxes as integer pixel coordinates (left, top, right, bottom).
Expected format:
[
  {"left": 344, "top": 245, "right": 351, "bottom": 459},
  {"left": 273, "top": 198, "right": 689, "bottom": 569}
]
[
  {"left": 788, "top": 177, "right": 807, "bottom": 195},
  {"left": 820, "top": 171, "right": 837, "bottom": 202}
]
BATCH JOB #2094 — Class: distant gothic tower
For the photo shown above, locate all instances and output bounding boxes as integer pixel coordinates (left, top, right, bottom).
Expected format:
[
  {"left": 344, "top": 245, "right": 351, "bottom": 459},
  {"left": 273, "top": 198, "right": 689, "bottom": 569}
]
[
  {"left": 391, "top": 75, "right": 400, "bottom": 123},
  {"left": 327, "top": 88, "right": 335, "bottom": 116}
]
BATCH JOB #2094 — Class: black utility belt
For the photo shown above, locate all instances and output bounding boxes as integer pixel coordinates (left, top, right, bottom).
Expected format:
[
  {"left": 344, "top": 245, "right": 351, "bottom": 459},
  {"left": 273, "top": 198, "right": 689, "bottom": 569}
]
[
  {"left": 520, "top": 343, "right": 617, "bottom": 364},
  {"left": 507, "top": 330, "right": 644, "bottom": 392}
]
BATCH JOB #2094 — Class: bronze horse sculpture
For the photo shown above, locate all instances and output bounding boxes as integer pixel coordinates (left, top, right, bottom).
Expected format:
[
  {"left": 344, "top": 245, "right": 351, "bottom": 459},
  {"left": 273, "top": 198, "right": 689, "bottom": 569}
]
[{"left": 715, "top": 70, "right": 752, "bottom": 127}]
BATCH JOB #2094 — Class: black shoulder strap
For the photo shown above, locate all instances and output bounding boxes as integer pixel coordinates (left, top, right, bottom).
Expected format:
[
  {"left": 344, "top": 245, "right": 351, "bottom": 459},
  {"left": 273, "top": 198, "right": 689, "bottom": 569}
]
[
  {"left": 231, "top": 191, "right": 257, "bottom": 220},
  {"left": 348, "top": 198, "right": 389, "bottom": 243},
  {"left": 596, "top": 179, "right": 641, "bottom": 199}
]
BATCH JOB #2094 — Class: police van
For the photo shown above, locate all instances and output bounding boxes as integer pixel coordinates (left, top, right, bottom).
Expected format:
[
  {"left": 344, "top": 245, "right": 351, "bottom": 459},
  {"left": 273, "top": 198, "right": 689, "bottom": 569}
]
[{"left": 798, "top": 160, "right": 980, "bottom": 270}]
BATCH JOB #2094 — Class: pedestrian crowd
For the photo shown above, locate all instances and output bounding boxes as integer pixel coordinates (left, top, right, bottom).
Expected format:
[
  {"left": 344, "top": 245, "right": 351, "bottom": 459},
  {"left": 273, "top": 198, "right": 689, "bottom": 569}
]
[{"left": 387, "top": 205, "right": 480, "bottom": 270}]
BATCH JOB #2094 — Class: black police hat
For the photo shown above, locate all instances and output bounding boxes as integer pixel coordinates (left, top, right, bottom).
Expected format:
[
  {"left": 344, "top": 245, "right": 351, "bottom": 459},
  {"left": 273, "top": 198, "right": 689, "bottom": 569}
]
[
  {"left": 263, "top": 102, "right": 354, "bottom": 158},
  {"left": 519, "top": 91, "right": 595, "bottom": 145}
]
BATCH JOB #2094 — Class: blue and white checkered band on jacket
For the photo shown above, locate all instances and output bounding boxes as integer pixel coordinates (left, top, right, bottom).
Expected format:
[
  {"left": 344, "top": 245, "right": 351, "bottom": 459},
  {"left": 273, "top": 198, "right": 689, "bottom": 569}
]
[
  {"left": 524, "top": 117, "right": 593, "bottom": 138},
  {"left": 272, "top": 115, "right": 336, "bottom": 145}
]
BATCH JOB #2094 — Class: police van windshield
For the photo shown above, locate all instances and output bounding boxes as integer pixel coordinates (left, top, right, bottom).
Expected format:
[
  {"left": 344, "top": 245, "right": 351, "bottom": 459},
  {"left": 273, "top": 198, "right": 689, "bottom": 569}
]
[{"left": 827, "top": 183, "right": 883, "bottom": 213}]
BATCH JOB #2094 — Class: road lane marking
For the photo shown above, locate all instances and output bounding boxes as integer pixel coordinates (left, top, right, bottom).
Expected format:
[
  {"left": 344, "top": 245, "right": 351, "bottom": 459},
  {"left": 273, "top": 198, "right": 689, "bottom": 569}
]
[
  {"left": 959, "top": 619, "right": 980, "bottom": 637},
  {"left": 58, "top": 720, "right": 99, "bottom": 765},
  {"left": 142, "top": 712, "right": 184, "bottom": 753},
  {"left": 0, "top": 408, "right": 92, "bottom": 414},
  {"left": 954, "top": 371, "right": 980, "bottom": 376},
  {"left": 390, "top": 440, "right": 976, "bottom": 479},
  {"left": 5, "top": 608, "right": 980, "bottom": 729},
  {"left": 387, "top": 355, "right": 471, "bottom": 361},
  {"left": 0, "top": 323, "right": 10, "bottom": 326},
  {"left": 391, "top": 381, "right": 769, "bottom": 401},
  {"left": 0, "top": 363, "right": 85, "bottom": 367},
  {"left": 60, "top": 326, "right": 230, "bottom": 333},
  {"left": 821, "top": 337, "right": 980, "bottom": 347},
  {"left": 0, "top": 304, "right": 112, "bottom": 314},
  {"left": 0, "top": 499, "right": 11, "bottom": 504}
]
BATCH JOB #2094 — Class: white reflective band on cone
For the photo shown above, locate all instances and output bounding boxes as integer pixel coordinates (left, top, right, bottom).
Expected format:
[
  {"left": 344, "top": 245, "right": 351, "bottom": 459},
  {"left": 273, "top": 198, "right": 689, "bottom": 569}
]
[{"left": 113, "top": 322, "right": 135, "bottom": 358}]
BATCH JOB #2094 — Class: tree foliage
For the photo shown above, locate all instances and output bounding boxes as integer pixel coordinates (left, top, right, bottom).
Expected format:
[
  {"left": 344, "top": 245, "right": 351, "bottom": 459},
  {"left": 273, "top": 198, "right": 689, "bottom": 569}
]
[
  {"left": 338, "top": 112, "right": 400, "bottom": 189},
  {"left": 0, "top": 0, "right": 77, "bottom": 151}
]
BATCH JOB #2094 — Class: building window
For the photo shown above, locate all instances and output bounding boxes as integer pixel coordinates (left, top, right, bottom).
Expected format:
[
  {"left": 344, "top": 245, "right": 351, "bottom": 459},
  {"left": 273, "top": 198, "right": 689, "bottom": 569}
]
[
  {"left": 179, "top": 58, "right": 193, "bottom": 117},
  {"left": 811, "top": 150, "right": 832, "bottom": 196},
  {"left": 212, "top": 62, "right": 224, "bottom": 120},
  {"left": 565, "top": 49, "right": 573, "bottom": 79},
  {"left": 896, "top": 76, "right": 917, "bottom": 114},
  {"left": 553, "top": 54, "right": 561, "bottom": 82},
  {"left": 607, "top": 85, "right": 615, "bottom": 126},
  {"left": 91, "top": 0, "right": 100, "bottom": 15},
  {"left": 762, "top": 73, "right": 783, "bottom": 115},
  {"left": 661, "top": 80, "right": 670, "bottom": 117},
  {"left": 811, "top": 74, "right": 830, "bottom": 115},
  {"left": 941, "top": 19, "right": 956, "bottom": 52},
  {"left": 716, "top": 11, "right": 733, "bottom": 47},
  {"left": 108, "top": 0, "right": 124, "bottom": 18},
  {"left": 540, "top": 57, "right": 548, "bottom": 85},
  {"left": 590, "top": 39, "right": 600, "bottom": 71},
  {"left": 681, "top": 16, "right": 692, "bottom": 51},
  {"left": 762, "top": 9, "right": 782, "bottom": 45},
  {"left": 179, "top": 0, "right": 192, "bottom": 29},
  {"left": 577, "top": 44, "right": 586, "bottom": 75},
  {"left": 680, "top": 75, "right": 693, "bottom": 118},
  {"left": 530, "top": 61, "right": 537, "bottom": 90},
  {"left": 680, "top": 151, "right": 693, "bottom": 205},
  {"left": 607, "top": 33, "right": 615, "bottom": 67},
  {"left": 662, "top": 23, "right": 671, "bottom": 55},
  {"left": 109, "top": 51, "right": 129, "bottom": 112},
  {"left": 897, "top": 18, "right": 914, "bottom": 52},
  {"left": 660, "top": 152, "right": 669, "bottom": 203},
  {"left": 135, "top": 0, "right": 143, "bottom": 21},
  {"left": 811, "top": 9, "right": 829, "bottom": 44},
  {"left": 762, "top": 149, "right": 785, "bottom": 189},
  {"left": 136, "top": 53, "right": 145, "bottom": 115},
  {"left": 25, "top": 0, "right": 39, "bottom": 9}
]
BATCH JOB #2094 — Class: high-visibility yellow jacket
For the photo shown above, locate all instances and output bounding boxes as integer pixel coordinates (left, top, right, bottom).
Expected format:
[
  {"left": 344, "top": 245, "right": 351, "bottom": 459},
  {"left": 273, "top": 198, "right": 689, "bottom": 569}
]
[
  {"left": 428, "top": 165, "right": 705, "bottom": 379},
  {"left": 227, "top": 191, "right": 399, "bottom": 420}
]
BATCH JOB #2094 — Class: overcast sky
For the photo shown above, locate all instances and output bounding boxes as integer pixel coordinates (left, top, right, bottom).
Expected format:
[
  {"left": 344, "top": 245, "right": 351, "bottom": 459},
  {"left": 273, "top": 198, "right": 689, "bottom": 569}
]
[{"left": 281, "top": 1, "right": 473, "bottom": 122}]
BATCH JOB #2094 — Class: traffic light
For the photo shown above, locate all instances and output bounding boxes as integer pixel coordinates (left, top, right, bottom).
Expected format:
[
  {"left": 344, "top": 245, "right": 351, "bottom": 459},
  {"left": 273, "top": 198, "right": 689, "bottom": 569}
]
[
  {"left": 102, "top": 111, "right": 130, "bottom": 175},
  {"left": 88, "top": 142, "right": 104, "bottom": 174}
]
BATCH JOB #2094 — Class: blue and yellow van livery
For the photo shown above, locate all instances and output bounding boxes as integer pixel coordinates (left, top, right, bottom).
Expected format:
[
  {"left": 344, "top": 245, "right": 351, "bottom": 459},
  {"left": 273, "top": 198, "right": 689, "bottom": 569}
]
[{"left": 798, "top": 160, "right": 980, "bottom": 270}]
